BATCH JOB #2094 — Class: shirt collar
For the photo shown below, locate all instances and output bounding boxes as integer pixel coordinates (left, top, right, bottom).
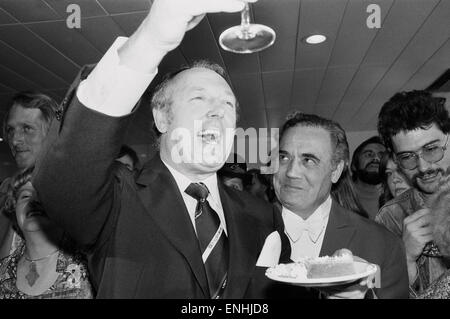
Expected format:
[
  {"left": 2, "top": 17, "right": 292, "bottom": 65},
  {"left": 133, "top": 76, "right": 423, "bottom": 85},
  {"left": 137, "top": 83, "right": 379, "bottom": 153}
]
[
  {"left": 282, "top": 195, "right": 332, "bottom": 243},
  {"left": 161, "top": 157, "right": 220, "bottom": 205}
]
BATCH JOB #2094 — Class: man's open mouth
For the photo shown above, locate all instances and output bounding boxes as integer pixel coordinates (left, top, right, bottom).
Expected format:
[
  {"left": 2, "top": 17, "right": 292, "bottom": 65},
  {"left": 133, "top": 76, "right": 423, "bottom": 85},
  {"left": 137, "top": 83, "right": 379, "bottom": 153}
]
[
  {"left": 27, "top": 201, "right": 46, "bottom": 218},
  {"left": 198, "top": 129, "right": 221, "bottom": 144},
  {"left": 27, "top": 210, "right": 46, "bottom": 218}
]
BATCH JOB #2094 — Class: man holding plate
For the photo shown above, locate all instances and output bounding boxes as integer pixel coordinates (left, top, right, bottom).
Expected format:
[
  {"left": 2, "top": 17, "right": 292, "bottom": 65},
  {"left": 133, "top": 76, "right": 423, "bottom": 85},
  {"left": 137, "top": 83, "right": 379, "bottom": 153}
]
[{"left": 264, "top": 112, "right": 409, "bottom": 298}]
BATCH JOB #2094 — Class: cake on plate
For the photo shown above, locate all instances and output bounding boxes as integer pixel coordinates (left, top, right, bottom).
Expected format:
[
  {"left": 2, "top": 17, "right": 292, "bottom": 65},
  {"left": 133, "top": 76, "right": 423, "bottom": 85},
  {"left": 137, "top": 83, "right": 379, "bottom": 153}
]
[{"left": 267, "top": 248, "right": 356, "bottom": 279}]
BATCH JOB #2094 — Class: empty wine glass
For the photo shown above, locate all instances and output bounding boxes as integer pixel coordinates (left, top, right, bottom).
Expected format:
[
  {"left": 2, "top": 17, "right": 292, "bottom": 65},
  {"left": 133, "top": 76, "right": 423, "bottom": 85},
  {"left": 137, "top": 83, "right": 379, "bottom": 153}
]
[{"left": 219, "top": 2, "right": 276, "bottom": 54}]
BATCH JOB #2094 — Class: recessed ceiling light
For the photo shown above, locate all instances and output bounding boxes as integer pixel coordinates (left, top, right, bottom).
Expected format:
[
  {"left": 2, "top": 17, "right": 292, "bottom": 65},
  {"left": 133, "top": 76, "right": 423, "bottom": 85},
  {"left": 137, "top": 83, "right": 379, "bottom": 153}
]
[
  {"left": 0, "top": 137, "right": 3, "bottom": 142},
  {"left": 304, "top": 34, "right": 326, "bottom": 44}
]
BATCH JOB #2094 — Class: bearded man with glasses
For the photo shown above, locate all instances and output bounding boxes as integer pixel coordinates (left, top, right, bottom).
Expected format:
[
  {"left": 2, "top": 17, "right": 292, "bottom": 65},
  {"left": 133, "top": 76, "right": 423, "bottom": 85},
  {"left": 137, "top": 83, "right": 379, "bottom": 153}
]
[{"left": 376, "top": 90, "right": 450, "bottom": 298}]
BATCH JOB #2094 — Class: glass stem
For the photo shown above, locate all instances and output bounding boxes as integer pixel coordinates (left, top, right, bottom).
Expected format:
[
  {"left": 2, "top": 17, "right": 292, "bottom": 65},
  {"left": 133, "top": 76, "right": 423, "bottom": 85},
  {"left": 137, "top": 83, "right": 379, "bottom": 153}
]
[{"left": 240, "top": 3, "right": 253, "bottom": 40}]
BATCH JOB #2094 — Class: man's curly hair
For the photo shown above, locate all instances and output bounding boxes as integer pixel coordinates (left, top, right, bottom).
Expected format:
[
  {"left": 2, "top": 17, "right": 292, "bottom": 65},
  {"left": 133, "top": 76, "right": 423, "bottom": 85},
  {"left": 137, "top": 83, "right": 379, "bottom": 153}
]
[{"left": 378, "top": 90, "right": 450, "bottom": 151}]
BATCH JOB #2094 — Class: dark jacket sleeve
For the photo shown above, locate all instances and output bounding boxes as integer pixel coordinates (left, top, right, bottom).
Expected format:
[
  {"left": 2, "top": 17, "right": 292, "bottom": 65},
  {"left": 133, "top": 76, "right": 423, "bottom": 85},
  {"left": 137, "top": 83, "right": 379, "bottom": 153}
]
[
  {"left": 377, "top": 232, "right": 409, "bottom": 299},
  {"left": 32, "top": 72, "right": 133, "bottom": 249}
]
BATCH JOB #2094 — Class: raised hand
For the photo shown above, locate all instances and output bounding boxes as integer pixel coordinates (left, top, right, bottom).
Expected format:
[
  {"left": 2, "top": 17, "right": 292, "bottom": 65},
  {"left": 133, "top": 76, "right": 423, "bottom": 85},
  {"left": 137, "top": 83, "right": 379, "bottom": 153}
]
[
  {"left": 403, "top": 209, "right": 433, "bottom": 262},
  {"left": 144, "top": 0, "right": 257, "bottom": 55},
  {"left": 402, "top": 208, "right": 433, "bottom": 283},
  {"left": 119, "top": 0, "right": 257, "bottom": 73}
]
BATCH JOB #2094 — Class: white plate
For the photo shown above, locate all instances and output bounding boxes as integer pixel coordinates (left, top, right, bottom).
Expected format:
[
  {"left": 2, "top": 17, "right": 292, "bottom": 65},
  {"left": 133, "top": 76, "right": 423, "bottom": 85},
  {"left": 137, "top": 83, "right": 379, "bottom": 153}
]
[{"left": 265, "top": 261, "right": 378, "bottom": 287}]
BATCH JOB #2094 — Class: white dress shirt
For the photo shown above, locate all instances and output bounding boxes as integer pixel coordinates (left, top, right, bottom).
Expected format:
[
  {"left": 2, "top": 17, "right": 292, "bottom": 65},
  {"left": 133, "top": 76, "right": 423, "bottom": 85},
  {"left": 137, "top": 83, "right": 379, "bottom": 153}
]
[
  {"left": 282, "top": 196, "right": 332, "bottom": 261},
  {"left": 162, "top": 159, "right": 228, "bottom": 236},
  {"left": 77, "top": 37, "right": 156, "bottom": 116}
]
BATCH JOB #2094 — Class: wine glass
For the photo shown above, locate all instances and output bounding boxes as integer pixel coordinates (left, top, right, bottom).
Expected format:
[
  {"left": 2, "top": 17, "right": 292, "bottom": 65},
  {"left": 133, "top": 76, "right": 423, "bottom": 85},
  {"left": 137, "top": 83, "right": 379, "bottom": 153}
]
[{"left": 219, "top": 2, "right": 276, "bottom": 54}]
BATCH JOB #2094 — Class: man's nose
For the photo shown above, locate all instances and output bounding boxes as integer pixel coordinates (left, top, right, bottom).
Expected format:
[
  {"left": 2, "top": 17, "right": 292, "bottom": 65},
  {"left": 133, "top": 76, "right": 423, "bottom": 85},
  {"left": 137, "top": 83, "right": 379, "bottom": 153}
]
[
  {"left": 207, "top": 101, "right": 225, "bottom": 118},
  {"left": 417, "top": 156, "right": 432, "bottom": 172},
  {"left": 10, "top": 130, "right": 24, "bottom": 146},
  {"left": 392, "top": 172, "right": 402, "bottom": 184},
  {"left": 286, "top": 160, "right": 303, "bottom": 179}
]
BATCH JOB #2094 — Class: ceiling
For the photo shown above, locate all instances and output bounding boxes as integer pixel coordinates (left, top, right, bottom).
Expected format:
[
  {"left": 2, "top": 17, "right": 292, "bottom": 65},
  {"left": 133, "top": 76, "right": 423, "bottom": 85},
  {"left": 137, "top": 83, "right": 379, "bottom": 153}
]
[{"left": 0, "top": 0, "right": 449, "bottom": 172}]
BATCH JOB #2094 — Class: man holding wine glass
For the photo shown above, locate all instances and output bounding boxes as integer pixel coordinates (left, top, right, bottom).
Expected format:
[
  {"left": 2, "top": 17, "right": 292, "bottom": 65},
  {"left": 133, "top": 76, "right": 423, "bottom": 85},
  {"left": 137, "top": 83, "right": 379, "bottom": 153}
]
[{"left": 30, "top": 0, "right": 284, "bottom": 298}]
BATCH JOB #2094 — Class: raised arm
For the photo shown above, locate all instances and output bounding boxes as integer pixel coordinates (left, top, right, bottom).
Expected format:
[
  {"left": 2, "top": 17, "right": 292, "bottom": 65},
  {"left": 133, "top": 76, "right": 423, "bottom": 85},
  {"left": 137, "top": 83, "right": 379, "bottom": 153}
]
[{"left": 32, "top": 0, "right": 253, "bottom": 248}]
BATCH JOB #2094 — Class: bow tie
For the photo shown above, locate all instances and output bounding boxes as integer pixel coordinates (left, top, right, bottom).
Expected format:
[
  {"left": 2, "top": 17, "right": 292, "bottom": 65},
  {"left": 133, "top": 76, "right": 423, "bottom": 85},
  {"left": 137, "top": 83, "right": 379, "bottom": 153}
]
[{"left": 286, "top": 219, "right": 326, "bottom": 244}]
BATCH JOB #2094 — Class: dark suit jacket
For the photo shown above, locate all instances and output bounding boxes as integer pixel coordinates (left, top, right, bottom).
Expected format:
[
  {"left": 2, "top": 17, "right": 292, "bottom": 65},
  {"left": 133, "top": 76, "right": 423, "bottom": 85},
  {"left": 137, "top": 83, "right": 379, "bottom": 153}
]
[
  {"left": 33, "top": 93, "right": 279, "bottom": 298},
  {"left": 266, "top": 201, "right": 409, "bottom": 299}
]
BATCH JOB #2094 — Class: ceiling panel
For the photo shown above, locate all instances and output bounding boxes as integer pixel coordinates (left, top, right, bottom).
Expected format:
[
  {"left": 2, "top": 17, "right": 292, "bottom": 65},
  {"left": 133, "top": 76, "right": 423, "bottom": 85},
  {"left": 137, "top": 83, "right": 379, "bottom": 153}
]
[
  {"left": 0, "top": 82, "right": 15, "bottom": 94},
  {"left": 97, "top": 0, "right": 151, "bottom": 14},
  {"left": 27, "top": 21, "right": 102, "bottom": 66},
  {"left": 0, "top": 25, "right": 80, "bottom": 82},
  {"left": 237, "top": 107, "right": 267, "bottom": 131},
  {"left": 179, "top": 18, "right": 225, "bottom": 67},
  {"left": 327, "top": 0, "right": 393, "bottom": 68},
  {"left": 0, "top": 40, "right": 68, "bottom": 89},
  {"left": 41, "top": 88, "right": 67, "bottom": 102},
  {"left": 361, "top": 0, "right": 440, "bottom": 67},
  {"left": 0, "top": 0, "right": 60, "bottom": 22},
  {"left": 110, "top": 11, "right": 146, "bottom": 36},
  {"left": 315, "top": 66, "right": 358, "bottom": 117},
  {"left": 266, "top": 107, "right": 291, "bottom": 129},
  {"left": 402, "top": 39, "right": 450, "bottom": 91},
  {"left": 262, "top": 71, "right": 293, "bottom": 110},
  {"left": 76, "top": 16, "right": 126, "bottom": 53},
  {"left": 255, "top": 0, "right": 299, "bottom": 72},
  {"left": 0, "top": 65, "right": 42, "bottom": 101},
  {"left": 260, "top": 36, "right": 297, "bottom": 73},
  {"left": 0, "top": 7, "right": 16, "bottom": 25},
  {"left": 354, "top": 0, "right": 450, "bottom": 129},
  {"left": 295, "top": 0, "right": 348, "bottom": 70},
  {"left": 45, "top": 0, "right": 107, "bottom": 18},
  {"left": 231, "top": 73, "right": 266, "bottom": 110},
  {"left": 333, "top": 65, "right": 388, "bottom": 125},
  {"left": 254, "top": 0, "right": 300, "bottom": 39},
  {"left": 291, "top": 68, "right": 327, "bottom": 113}
]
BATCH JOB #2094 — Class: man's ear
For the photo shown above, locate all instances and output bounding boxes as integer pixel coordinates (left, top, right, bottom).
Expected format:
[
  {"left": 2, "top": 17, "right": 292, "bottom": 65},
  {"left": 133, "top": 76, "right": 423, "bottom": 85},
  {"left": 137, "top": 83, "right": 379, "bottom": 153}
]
[
  {"left": 331, "top": 160, "right": 345, "bottom": 183},
  {"left": 152, "top": 107, "right": 169, "bottom": 134}
]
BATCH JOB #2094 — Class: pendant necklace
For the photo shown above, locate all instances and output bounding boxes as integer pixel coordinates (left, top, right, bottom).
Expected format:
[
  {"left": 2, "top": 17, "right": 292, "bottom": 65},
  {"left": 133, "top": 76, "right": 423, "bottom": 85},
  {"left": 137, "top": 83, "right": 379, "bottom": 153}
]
[{"left": 24, "top": 249, "right": 59, "bottom": 287}]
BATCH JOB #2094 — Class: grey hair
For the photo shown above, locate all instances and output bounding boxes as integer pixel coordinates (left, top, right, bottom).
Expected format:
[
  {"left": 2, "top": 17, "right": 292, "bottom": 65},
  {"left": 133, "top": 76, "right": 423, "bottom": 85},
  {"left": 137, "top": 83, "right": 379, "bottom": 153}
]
[
  {"left": 150, "top": 60, "right": 238, "bottom": 140},
  {"left": 281, "top": 111, "right": 350, "bottom": 167}
]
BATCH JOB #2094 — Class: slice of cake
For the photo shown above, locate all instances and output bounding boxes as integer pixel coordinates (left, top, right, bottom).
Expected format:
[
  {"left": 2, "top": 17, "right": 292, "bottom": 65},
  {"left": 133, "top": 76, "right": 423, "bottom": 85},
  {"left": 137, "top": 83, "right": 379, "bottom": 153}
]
[
  {"left": 266, "top": 262, "right": 307, "bottom": 279},
  {"left": 267, "top": 249, "right": 356, "bottom": 280},
  {"left": 304, "top": 249, "right": 355, "bottom": 279}
]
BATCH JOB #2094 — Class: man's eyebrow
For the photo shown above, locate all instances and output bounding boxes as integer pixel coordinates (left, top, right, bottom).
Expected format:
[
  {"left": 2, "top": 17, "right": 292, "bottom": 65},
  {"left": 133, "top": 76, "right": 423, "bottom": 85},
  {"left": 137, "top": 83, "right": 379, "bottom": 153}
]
[
  {"left": 398, "top": 139, "right": 442, "bottom": 154},
  {"left": 190, "top": 87, "right": 235, "bottom": 99},
  {"left": 302, "top": 153, "right": 320, "bottom": 161},
  {"left": 423, "top": 139, "right": 442, "bottom": 147}
]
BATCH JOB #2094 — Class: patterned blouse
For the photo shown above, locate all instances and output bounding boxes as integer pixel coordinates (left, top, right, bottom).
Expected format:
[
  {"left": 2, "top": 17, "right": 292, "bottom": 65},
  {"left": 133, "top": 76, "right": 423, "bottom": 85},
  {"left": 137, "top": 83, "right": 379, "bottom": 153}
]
[
  {"left": 417, "top": 269, "right": 450, "bottom": 299},
  {"left": 0, "top": 240, "right": 93, "bottom": 299}
]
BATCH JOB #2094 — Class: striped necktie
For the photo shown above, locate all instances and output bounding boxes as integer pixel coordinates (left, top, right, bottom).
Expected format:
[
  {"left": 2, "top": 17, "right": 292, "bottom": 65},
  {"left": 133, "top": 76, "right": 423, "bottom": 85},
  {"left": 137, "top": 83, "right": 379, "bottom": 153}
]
[{"left": 185, "top": 182, "right": 229, "bottom": 299}]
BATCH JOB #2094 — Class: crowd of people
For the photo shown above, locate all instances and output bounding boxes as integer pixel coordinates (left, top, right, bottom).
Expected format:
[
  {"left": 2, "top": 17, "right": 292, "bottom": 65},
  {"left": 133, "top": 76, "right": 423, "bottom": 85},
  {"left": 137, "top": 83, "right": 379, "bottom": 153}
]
[{"left": 0, "top": 0, "right": 449, "bottom": 299}]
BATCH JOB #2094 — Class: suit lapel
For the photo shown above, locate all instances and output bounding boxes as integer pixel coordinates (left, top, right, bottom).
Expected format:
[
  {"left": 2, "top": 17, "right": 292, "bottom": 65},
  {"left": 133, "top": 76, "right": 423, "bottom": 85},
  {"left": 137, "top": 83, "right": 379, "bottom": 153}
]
[
  {"left": 320, "top": 201, "right": 357, "bottom": 257},
  {"left": 219, "top": 184, "right": 259, "bottom": 299},
  {"left": 136, "top": 156, "right": 209, "bottom": 297}
]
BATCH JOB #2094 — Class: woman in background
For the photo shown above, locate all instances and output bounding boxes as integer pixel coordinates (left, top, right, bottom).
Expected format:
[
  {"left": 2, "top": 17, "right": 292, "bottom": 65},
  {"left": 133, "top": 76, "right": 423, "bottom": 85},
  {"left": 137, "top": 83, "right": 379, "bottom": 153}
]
[
  {"left": 332, "top": 168, "right": 369, "bottom": 219},
  {"left": 378, "top": 153, "right": 412, "bottom": 207},
  {"left": 0, "top": 168, "right": 93, "bottom": 299}
]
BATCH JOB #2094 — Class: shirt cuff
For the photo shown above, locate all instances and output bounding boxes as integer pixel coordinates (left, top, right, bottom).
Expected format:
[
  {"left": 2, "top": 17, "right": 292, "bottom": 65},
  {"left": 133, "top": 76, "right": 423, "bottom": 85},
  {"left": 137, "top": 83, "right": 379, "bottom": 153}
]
[{"left": 77, "top": 37, "right": 157, "bottom": 117}]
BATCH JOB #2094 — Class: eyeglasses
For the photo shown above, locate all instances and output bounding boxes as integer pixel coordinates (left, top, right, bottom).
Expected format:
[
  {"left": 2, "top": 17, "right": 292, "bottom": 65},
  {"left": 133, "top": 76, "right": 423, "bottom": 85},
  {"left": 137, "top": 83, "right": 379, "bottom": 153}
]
[{"left": 395, "top": 134, "right": 449, "bottom": 170}]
